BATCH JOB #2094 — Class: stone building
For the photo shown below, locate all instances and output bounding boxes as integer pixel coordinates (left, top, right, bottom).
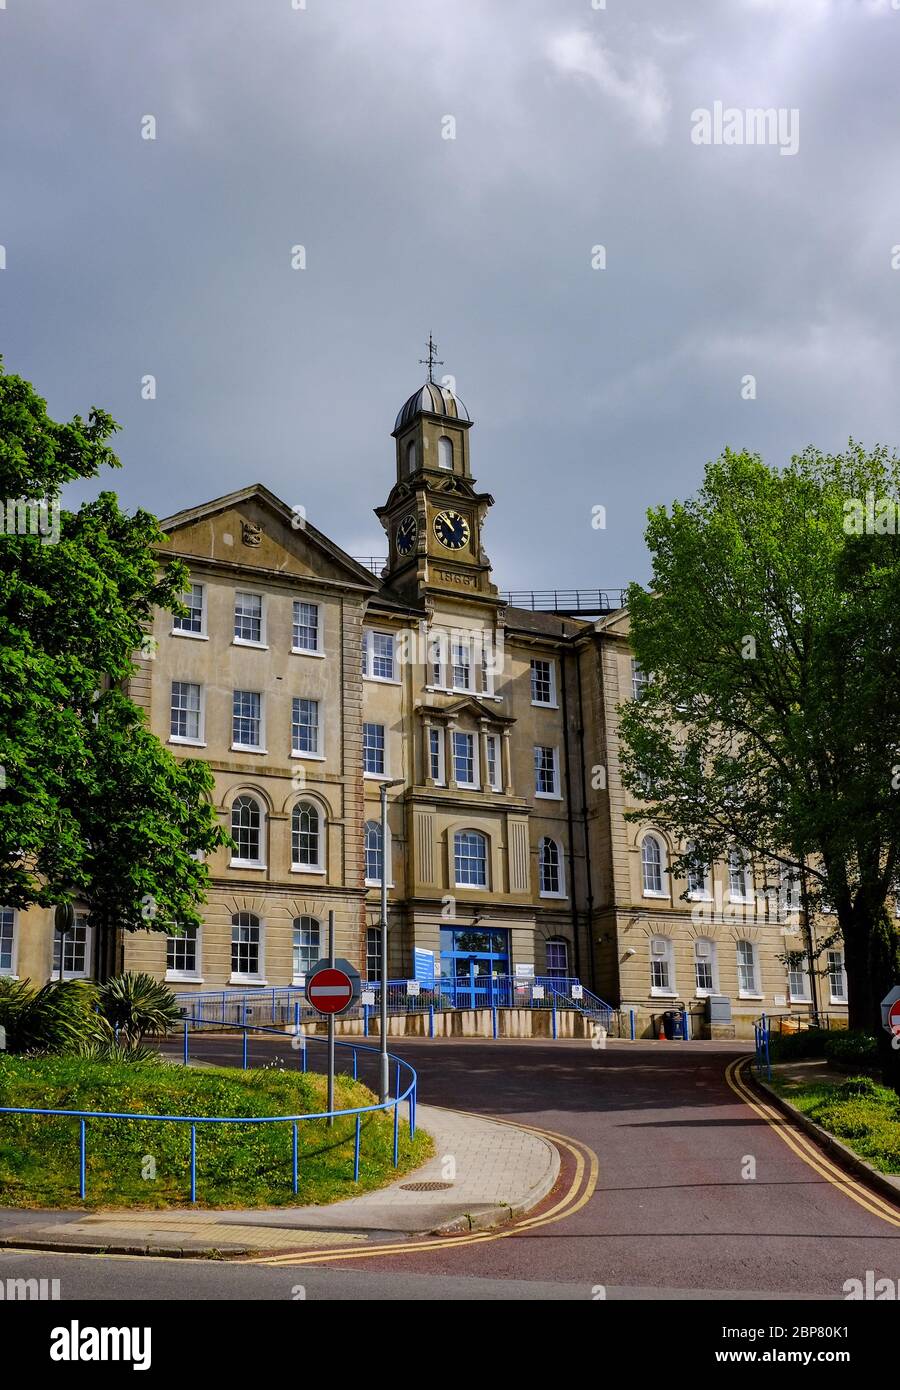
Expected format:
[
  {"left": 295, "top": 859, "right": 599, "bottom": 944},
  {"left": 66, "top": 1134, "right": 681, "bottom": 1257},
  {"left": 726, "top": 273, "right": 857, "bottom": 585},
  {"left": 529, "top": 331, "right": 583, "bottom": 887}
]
[{"left": 3, "top": 375, "right": 849, "bottom": 1038}]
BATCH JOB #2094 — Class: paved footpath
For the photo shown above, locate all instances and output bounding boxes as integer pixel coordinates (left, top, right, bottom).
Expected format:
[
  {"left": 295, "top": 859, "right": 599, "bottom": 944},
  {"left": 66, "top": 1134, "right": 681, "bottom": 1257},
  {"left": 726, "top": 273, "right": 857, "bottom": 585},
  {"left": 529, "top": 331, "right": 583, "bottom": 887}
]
[{"left": 0, "top": 1103, "right": 557, "bottom": 1257}]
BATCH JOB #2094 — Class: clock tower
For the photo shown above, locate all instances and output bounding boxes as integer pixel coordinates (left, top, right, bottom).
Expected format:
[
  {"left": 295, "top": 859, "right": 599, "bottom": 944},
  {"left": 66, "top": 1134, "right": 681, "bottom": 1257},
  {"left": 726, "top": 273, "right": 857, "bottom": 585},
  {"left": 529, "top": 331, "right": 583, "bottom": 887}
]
[{"left": 375, "top": 348, "right": 499, "bottom": 607}]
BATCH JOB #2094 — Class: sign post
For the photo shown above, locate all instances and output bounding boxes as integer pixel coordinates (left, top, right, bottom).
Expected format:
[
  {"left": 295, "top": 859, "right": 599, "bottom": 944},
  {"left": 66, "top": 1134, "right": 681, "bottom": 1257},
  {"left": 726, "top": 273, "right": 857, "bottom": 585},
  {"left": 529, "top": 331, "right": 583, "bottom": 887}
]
[{"left": 306, "top": 926, "right": 361, "bottom": 1129}]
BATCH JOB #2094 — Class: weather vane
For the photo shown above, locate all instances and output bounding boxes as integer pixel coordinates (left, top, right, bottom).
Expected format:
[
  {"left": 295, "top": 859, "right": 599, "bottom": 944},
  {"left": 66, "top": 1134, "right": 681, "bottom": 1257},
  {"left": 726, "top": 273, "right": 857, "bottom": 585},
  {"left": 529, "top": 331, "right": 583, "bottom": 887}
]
[{"left": 419, "top": 333, "right": 444, "bottom": 384}]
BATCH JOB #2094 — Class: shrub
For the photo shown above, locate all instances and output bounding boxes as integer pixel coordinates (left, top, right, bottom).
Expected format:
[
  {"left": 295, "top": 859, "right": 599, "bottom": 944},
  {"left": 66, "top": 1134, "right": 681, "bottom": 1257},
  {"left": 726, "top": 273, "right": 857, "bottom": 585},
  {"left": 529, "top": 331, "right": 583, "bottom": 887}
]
[
  {"left": 97, "top": 973, "right": 181, "bottom": 1044},
  {"left": 0, "top": 978, "right": 102, "bottom": 1054},
  {"left": 823, "top": 1031, "right": 879, "bottom": 1068},
  {"left": 767, "top": 1028, "right": 828, "bottom": 1061}
]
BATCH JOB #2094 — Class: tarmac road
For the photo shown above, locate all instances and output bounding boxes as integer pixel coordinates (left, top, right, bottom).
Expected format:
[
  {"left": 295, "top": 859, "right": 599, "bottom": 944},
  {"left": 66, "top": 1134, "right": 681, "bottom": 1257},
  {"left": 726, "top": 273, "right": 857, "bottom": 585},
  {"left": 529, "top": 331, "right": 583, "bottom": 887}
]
[{"left": 4, "top": 1036, "right": 900, "bottom": 1301}]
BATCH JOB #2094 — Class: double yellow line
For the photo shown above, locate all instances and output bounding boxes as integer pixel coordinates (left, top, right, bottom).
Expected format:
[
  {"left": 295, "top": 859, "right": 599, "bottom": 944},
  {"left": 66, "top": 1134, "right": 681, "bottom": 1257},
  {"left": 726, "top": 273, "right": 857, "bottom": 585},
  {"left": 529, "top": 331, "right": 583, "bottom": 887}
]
[
  {"left": 726, "top": 1057, "right": 900, "bottom": 1228},
  {"left": 245, "top": 1117, "right": 598, "bottom": 1267}
]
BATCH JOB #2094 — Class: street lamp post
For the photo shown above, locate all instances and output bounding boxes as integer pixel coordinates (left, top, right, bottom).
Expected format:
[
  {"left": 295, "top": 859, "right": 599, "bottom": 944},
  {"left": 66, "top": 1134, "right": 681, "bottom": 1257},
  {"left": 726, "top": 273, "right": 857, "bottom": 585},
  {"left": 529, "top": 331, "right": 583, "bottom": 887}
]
[{"left": 379, "top": 777, "right": 404, "bottom": 1102}]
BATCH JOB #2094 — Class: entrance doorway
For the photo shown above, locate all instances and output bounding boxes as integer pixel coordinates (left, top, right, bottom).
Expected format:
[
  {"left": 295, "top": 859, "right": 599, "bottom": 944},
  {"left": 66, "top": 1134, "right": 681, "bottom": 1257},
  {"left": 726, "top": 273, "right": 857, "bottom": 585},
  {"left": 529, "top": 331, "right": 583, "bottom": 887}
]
[{"left": 439, "top": 927, "right": 510, "bottom": 1008}]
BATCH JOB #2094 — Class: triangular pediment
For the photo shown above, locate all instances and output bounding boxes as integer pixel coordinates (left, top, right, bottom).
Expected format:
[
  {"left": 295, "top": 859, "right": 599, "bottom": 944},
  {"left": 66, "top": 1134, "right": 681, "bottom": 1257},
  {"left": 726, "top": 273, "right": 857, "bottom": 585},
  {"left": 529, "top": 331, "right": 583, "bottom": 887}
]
[
  {"left": 420, "top": 694, "right": 515, "bottom": 726},
  {"left": 159, "top": 484, "right": 379, "bottom": 591}
]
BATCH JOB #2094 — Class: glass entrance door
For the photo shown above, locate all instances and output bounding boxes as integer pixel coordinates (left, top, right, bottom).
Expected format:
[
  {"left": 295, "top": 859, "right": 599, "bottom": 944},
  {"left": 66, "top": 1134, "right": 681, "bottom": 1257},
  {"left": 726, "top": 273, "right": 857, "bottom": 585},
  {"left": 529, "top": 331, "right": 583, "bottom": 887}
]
[{"left": 440, "top": 928, "right": 510, "bottom": 1008}]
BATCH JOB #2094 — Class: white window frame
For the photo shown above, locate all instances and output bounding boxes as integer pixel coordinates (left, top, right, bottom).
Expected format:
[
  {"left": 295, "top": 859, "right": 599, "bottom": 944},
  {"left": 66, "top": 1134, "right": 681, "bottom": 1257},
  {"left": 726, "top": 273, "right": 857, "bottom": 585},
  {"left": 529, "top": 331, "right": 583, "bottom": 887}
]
[
  {"left": 480, "top": 642, "right": 496, "bottom": 698},
  {"left": 406, "top": 439, "right": 417, "bottom": 474},
  {"left": 172, "top": 581, "right": 208, "bottom": 640},
  {"left": 437, "top": 435, "right": 453, "bottom": 471},
  {"left": 530, "top": 657, "right": 557, "bottom": 708},
  {"left": 230, "top": 912, "right": 265, "bottom": 984},
  {"left": 538, "top": 837, "right": 566, "bottom": 899},
  {"left": 827, "top": 948, "right": 848, "bottom": 1004},
  {"left": 736, "top": 939, "right": 761, "bottom": 998},
  {"left": 291, "top": 600, "right": 323, "bottom": 656},
  {"left": 729, "top": 850, "right": 752, "bottom": 903},
  {"left": 364, "top": 819, "right": 393, "bottom": 888},
  {"left": 649, "top": 936, "right": 675, "bottom": 996},
  {"left": 546, "top": 937, "right": 569, "bottom": 979},
  {"left": 292, "top": 915, "right": 321, "bottom": 984},
  {"left": 166, "top": 926, "right": 202, "bottom": 983},
  {"left": 787, "top": 952, "right": 810, "bottom": 1003},
  {"left": 534, "top": 745, "right": 561, "bottom": 800},
  {"left": 686, "top": 842, "right": 711, "bottom": 900},
  {"left": 169, "top": 680, "right": 206, "bottom": 747},
  {"left": 230, "top": 794, "right": 266, "bottom": 869},
  {"left": 53, "top": 912, "right": 93, "bottom": 981},
  {"left": 363, "top": 722, "right": 388, "bottom": 779},
  {"left": 485, "top": 733, "right": 502, "bottom": 791},
  {"left": 693, "top": 937, "right": 717, "bottom": 997},
  {"left": 429, "top": 726, "right": 446, "bottom": 785},
  {"left": 233, "top": 590, "right": 267, "bottom": 649},
  {"left": 291, "top": 800, "right": 326, "bottom": 874},
  {"left": 631, "top": 658, "right": 649, "bottom": 700},
  {"left": 428, "top": 632, "right": 448, "bottom": 690},
  {"left": 0, "top": 906, "right": 17, "bottom": 977},
  {"left": 366, "top": 925, "right": 382, "bottom": 981},
  {"left": 454, "top": 829, "right": 489, "bottom": 889},
  {"left": 232, "top": 689, "right": 265, "bottom": 753},
  {"left": 362, "top": 629, "right": 398, "bottom": 683},
  {"left": 452, "top": 730, "right": 478, "bottom": 789},
  {"left": 291, "top": 697, "right": 323, "bottom": 760},
  {"left": 641, "top": 834, "right": 667, "bottom": 898},
  {"left": 451, "top": 637, "right": 473, "bottom": 692}
]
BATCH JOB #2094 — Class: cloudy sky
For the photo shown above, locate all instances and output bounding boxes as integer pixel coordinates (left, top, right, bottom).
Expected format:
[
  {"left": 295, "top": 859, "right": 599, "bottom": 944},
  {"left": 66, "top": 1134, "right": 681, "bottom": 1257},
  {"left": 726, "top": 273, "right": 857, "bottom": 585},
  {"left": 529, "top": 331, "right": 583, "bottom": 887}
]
[{"left": 2, "top": 0, "right": 900, "bottom": 590}]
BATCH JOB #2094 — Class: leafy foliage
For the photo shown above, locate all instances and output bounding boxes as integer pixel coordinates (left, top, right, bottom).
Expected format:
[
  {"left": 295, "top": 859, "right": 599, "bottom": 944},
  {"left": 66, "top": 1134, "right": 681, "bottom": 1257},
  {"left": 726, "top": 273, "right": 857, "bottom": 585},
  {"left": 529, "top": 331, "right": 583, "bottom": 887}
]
[
  {"left": 0, "top": 359, "right": 228, "bottom": 938},
  {"left": 620, "top": 443, "right": 900, "bottom": 1031},
  {"left": 0, "top": 977, "right": 101, "bottom": 1054},
  {"left": 96, "top": 972, "right": 181, "bottom": 1044}
]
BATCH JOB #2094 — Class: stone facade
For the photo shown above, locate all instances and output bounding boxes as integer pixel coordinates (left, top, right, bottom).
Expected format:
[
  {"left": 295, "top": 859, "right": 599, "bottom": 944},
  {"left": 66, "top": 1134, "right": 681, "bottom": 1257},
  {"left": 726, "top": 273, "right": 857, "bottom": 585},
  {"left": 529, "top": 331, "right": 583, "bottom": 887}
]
[{"left": 3, "top": 380, "right": 848, "bottom": 1039}]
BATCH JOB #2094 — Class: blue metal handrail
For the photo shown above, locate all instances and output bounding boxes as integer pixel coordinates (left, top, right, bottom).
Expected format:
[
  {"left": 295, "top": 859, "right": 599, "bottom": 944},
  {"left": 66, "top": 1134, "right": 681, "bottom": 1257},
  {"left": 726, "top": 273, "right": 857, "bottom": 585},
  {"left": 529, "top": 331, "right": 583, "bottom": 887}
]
[{"left": 0, "top": 1019, "right": 417, "bottom": 1204}]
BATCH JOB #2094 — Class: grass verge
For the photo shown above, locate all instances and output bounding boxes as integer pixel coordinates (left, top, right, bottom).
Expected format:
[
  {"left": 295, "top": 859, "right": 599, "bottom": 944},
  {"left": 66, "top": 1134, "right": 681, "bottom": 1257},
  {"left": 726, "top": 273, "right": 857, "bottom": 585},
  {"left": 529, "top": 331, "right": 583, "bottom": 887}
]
[
  {"left": 768, "top": 1070, "right": 900, "bottom": 1174},
  {"left": 0, "top": 1055, "right": 432, "bottom": 1209}
]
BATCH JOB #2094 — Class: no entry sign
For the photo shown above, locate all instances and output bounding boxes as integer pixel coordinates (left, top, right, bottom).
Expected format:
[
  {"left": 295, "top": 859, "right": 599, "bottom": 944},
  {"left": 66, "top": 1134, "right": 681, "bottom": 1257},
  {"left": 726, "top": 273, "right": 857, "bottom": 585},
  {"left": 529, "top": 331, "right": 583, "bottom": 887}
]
[
  {"left": 306, "top": 958, "right": 361, "bottom": 1016},
  {"left": 880, "top": 985, "right": 900, "bottom": 1034}
]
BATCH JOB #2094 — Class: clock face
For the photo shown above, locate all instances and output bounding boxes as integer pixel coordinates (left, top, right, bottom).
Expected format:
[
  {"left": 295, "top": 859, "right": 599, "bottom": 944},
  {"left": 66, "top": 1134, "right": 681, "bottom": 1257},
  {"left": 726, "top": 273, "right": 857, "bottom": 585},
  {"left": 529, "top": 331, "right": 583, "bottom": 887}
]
[
  {"left": 433, "top": 509, "right": 470, "bottom": 551},
  {"left": 396, "top": 513, "right": 417, "bottom": 556}
]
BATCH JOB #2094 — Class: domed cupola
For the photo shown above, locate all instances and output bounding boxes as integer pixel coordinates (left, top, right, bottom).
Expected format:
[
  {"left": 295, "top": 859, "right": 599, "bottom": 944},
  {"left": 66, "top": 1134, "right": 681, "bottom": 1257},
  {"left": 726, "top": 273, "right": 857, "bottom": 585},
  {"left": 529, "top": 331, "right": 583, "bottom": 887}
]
[{"left": 393, "top": 380, "right": 471, "bottom": 434}]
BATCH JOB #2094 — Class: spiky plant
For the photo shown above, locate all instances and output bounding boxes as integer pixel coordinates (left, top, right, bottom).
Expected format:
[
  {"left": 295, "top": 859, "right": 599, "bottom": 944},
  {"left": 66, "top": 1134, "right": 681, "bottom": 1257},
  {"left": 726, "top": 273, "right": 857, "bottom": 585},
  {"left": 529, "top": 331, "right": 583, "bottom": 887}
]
[
  {"left": 97, "top": 972, "right": 181, "bottom": 1044},
  {"left": 0, "top": 977, "right": 102, "bottom": 1054}
]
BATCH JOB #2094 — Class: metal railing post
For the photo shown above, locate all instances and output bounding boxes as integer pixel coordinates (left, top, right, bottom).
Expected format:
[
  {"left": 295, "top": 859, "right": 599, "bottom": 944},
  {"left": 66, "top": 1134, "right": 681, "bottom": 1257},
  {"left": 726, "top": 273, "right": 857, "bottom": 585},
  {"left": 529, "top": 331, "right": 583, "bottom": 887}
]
[
  {"left": 353, "top": 1115, "right": 361, "bottom": 1183},
  {"left": 183, "top": 1018, "right": 189, "bottom": 1066},
  {"left": 393, "top": 1099, "right": 399, "bottom": 1168},
  {"left": 552, "top": 1001, "right": 558, "bottom": 1040},
  {"left": 429, "top": 1003, "right": 434, "bottom": 1039},
  {"left": 190, "top": 1124, "right": 197, "bottom": 1203},
  {"left": 79, "top": 1119, "right": 86, "bottom": 1200},
  {"left": 292, "top": 1122, "right": 299, "bottom": 1196},
  {"left": 492, "top": 1005, "right": 497, "bottom": 1040},
  {"left": 352, "top": 1048, "right": 358, "bottom": 1081},
  {"left": 242, "top": 1008, "right": 250, "bottom": 1069}
]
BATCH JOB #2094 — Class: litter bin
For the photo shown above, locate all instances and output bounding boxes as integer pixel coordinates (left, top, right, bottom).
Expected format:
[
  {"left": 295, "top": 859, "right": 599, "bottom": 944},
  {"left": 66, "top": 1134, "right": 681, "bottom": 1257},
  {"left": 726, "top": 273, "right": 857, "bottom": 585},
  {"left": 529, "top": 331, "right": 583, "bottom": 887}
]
[{"left": 663, "top": 1009, "right": 684, "bottom": 1040}]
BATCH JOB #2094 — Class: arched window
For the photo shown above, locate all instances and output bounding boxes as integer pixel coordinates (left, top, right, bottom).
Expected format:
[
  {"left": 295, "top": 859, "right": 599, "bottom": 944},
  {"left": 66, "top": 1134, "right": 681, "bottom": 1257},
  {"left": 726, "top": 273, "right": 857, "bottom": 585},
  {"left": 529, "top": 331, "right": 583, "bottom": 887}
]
[
  {"left": 365, "top": 819, "right": 385, "bottom": 885},
  {"left": 292, "top": 916, "right": 320, "bottom": 980},
  {"left": 454, "top": 830, "right": 487, "bottom": 887},
  {"left": 729, "top": 850, "right": 750, "bottom": 901},
  {"left": 231, "top": 912, "right": 263, "bottom": 979},
  {"left": 693, "top": 938, "right": 717, "bottom": 994},
  {"left": 686, "top": 841, "right": 709, "bottom": 899},
  {"left": 641, "top": 834, "right": 664, "bottom": 895},
  {"left": 539, "top": 838, "right": 565, "bottom": 897},
  {"left": 231, "top": 795, "right": 263, "bottom": 866},
  {"left": 0, "top": 906, "right": 16, "bottom": 976},
  {"left": 406, "top": 439, "right": 417, "bottom": 474},
  {"left": 437, "top": 435, "right": 453, "bottom": 471},
  {"left": 546, "top": 937, "right": 569, "bottom": 979},
  {"left": 291, "top": 801, "right": 322, "bottom": 871}
]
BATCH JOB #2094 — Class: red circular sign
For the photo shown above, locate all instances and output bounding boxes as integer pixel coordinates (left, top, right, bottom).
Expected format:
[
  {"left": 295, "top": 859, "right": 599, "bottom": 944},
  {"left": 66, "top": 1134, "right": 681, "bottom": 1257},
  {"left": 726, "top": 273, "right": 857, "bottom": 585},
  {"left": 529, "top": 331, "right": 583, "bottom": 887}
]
[
  {"left": 889, "top": 998, "right": 900, "bottom": 1031},
  {"left": 307, "top": 968, "right": 356, "bottom": 1015}
]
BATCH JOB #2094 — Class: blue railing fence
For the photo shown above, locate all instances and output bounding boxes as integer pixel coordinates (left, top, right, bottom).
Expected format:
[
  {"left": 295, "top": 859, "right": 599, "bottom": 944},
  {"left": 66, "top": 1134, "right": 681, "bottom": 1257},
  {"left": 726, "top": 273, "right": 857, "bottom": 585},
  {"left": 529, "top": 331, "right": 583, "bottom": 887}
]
[
  {"left": 176, "top": 975, "right": 616, "bottom": 1033},
  {"left": 754, "top": 1013, "right": 772, "bottom": 1080},
  {"left": 0, "top": 1021, "right": 417, "bottom": 1204}
]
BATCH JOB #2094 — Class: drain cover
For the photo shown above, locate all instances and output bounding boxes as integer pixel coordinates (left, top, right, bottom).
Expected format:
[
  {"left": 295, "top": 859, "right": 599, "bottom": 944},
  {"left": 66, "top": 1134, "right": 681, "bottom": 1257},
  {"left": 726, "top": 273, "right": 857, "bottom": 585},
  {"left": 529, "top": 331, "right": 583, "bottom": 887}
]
[{"left": 399, "top": 1180, "right": 454, "bottom": 1192}]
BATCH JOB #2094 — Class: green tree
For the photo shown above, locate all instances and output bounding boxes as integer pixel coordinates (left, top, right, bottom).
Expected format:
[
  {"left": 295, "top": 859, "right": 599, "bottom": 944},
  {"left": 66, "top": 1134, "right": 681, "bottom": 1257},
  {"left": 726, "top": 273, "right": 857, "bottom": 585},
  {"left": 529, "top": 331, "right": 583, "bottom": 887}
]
[
  {"left": 0, "top": 360, "right": 228, "bottom": 972},
  {"left": 619, "top": 443, "right": 900, "bottom": 1052}
]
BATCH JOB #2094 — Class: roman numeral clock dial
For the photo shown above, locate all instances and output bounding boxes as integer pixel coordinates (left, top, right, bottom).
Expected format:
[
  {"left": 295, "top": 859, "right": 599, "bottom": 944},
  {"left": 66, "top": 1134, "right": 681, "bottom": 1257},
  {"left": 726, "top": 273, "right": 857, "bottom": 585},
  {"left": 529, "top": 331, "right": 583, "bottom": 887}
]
[
  {"left": 433, "top": 509, "right": 470, "bottom": 551},
  {"left": 395, "top": 513, "right": 417, "bottom": 556}
]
